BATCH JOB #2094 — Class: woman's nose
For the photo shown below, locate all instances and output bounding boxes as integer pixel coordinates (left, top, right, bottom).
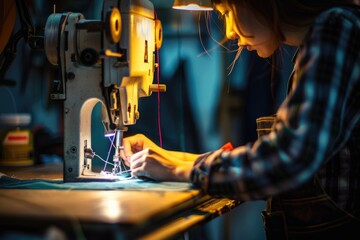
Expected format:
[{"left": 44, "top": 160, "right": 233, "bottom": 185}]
[
  {"left": 225, "top": 19, "right": 237, "bottom": 40},
  {"left": 226, "top": 30, "right": 237, "bottom": 40}
]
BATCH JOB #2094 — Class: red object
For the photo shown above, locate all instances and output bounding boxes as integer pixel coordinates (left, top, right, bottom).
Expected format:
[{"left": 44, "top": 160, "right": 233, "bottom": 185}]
[
  {"left": 8, "top": 136, "right": 28, "bottom": 141},
  {"left": 221, "top": 142, "right": 234, "bottom": 150}
]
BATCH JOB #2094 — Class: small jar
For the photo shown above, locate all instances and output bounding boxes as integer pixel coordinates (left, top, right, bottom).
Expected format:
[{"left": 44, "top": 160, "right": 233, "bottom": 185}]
[{"left": 0, "top": 114, "right": 34, "bottom": 166}]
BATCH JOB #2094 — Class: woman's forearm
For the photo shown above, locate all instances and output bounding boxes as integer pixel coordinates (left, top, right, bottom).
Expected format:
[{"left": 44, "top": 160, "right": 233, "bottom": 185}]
[{"left": 167, "top": 150, "right": 200, "bottom": 162}]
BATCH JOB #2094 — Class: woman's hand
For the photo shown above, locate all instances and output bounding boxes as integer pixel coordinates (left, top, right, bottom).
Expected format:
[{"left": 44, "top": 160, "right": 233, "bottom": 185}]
[
  {"left": 129, "top": 147, "right": 193, "bottom": 181},
  {"left": 121, "top": 134, "right": 193, "bottom": 181},
  {"left": 121, "top": 134, "right": 161, "bottom": 164}
]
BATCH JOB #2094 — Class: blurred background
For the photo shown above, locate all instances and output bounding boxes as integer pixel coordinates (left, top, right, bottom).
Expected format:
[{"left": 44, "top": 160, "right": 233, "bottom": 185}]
[{"left": 0, "top": 0, "right": 296, "bottom": 239}]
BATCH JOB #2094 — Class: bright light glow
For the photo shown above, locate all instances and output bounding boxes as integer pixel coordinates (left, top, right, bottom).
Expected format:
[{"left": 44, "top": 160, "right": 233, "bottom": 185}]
[
  {"left": 173, "top": 4, "right": 213, "bottom": 11},
  {"left": 101, "top": 197, "right": 122, "bottom": 222},
  {"left": 172, "top": 0, "right": 213, "bottom": 11},
  {"left": 104, "top": 132, "right": 115, "bottom": 137}
]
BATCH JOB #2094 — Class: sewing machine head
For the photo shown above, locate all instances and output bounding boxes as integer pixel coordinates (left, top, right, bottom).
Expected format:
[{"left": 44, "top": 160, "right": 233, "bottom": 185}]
[{"left": 44, "top": 0, "right": 164, "bottom": 182}]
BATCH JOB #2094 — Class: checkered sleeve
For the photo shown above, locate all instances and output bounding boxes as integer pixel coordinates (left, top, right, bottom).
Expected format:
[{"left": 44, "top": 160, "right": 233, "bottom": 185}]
[{"left": 190, "top": 7, "right": 360, "bottom": 201}]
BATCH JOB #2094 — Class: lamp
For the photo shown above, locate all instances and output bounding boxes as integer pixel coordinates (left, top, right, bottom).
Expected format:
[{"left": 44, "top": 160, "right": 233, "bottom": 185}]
[{"left": 172, "top": 0, "right": 213, "bottom": 11}]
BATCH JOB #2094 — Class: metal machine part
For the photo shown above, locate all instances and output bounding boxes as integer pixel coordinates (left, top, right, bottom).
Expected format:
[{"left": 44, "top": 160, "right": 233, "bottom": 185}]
[
  {"left": 0, "top": 0, "right": 44, "bottom": 86},
  {"left": 44, "top": 0, "right": 165, "bottom": 182}
]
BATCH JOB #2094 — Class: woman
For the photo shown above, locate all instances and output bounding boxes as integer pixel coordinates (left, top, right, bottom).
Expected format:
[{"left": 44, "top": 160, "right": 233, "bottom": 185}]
[{"left": 121, "top": 0, "right": 360, "bottom": 239}]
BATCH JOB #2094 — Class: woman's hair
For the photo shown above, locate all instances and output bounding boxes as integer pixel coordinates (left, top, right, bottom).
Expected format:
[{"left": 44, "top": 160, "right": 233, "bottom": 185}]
[
  {"left": 211, "top": 0, "right": 357, "bottom": 107},
  {"left": 212, "top": 0, "right": 356, "bottom": 44}
]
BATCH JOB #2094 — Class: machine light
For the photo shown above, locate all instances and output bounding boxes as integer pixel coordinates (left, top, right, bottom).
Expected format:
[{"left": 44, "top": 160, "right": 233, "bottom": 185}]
[{"left": 172, "top": 0, "right": 213, "bottom": 11}]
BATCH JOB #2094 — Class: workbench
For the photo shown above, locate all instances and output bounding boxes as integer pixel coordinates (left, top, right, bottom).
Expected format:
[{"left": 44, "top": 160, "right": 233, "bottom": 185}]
[{"left": 0, "top": 163, "right": 241, "bottom": 239}]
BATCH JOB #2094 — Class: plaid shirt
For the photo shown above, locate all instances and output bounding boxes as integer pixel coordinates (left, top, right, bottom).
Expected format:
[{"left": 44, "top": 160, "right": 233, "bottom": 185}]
[{"left": 191, "top": 7, "right": 360, "bottom": 214}]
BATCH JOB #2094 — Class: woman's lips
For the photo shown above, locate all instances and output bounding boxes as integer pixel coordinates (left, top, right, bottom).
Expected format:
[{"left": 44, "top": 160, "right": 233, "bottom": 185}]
[
  {"left": 246, "top": 45, "right": 253, "bottom": 51},
  {"left": 238, "top": 43, "right": 254, "bottom": 51}
]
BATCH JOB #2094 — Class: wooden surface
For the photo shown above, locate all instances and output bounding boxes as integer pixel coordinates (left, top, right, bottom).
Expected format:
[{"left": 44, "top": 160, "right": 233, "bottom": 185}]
[
  {"left": 0, "top": 162, "right": 64, "bottom": 180},
  {"left": 0, "top": 163, "right": 240, "bottom": 239},
  {"left": 0, "top": 163, "right": 202, "bottom": 224},
  {"left": 0, "top": 189, "right": 202, "bottom": 224}
]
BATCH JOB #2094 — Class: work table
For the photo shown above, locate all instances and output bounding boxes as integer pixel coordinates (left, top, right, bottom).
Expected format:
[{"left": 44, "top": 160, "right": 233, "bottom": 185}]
[{"left": 0, "top": 163, "right": 241, "bottom": 239}]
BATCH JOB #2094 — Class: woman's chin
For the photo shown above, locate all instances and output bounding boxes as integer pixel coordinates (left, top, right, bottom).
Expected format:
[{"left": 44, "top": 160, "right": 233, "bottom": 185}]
[{"left": 256, "top": 49, "right": 273, "bottom": 58}]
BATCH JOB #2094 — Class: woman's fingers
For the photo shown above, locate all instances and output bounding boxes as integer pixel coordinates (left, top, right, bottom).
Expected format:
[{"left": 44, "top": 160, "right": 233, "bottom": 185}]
[
  {"left": 129, "top": 148, "right": 161, "bottom": 179},
  {"left": 129, "top": 148, "right": 148, "bottom": 169},
  {"left": 131, "top": 168, "right": 149, "bottom": 179},
  {"left": 126, "top": 145, "right": 185, "bottom": 181},
  {"left": 121, "top": 136, "right": 137, "bottom": 160},
  {"left": 121, "top": 134, "right": 147, "bottom": 165}
]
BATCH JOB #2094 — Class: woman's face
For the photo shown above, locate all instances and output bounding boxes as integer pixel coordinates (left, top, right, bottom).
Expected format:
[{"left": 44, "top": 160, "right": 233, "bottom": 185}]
[{"left": 215, "top": 3, "right": 279, "bottom": 58}]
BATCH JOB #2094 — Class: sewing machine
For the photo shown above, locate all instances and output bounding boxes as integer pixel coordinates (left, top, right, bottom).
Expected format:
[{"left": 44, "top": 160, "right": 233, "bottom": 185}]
[
  {"left": 0, "top": 2, "right": 245, "bottom": 239},
  {"left": 44, "top": 0, "right": 165, "bottom": 182}
]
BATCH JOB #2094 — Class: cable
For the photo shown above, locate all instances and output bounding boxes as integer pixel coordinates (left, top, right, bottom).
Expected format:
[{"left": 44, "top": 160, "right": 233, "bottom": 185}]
[
  {"left": 155, "top": 11, "right": 163, "bottom": 148},
  {"left": 102, "top": 134, "right": 115, "bottom": 171},
  {"left": 94, "top": 153, "right": 114, "bottom": 166},
  {"left": 156, "top": 48, "right": 163, "bottom": 147},
  {"left": 0, "top": 86, "right": 17, "bottom": 113}
]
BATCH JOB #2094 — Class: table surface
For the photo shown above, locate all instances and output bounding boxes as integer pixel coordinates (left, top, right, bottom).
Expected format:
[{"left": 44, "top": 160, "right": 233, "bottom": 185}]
[{"left": 0, "top": 163, "right": 241, "bottom": 239}]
